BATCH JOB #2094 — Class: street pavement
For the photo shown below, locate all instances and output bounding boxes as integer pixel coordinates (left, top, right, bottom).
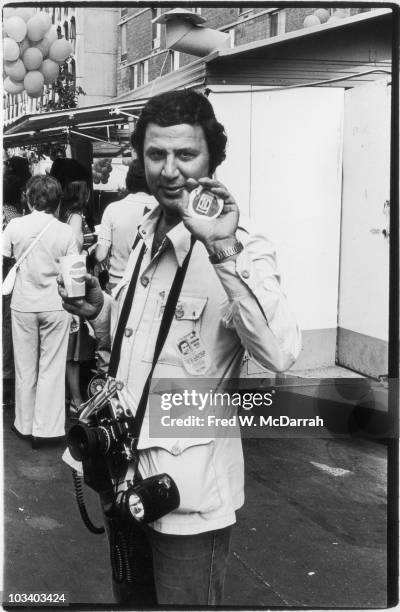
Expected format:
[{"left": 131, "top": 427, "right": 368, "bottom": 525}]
[{"left": 2, "top": 405, "right": 388, "bottom": 609}]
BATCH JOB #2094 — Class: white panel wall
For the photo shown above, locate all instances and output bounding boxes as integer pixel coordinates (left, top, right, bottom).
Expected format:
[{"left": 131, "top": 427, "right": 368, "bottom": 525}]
[
  {"left": 210, "top": 86, "right": 344, "bottom": 332},
  {"left": 210, "top": 88, "right": 252, "bottom": 217},
  {"left": 338, "top": 78, "right": 390, "bottom": 340}
]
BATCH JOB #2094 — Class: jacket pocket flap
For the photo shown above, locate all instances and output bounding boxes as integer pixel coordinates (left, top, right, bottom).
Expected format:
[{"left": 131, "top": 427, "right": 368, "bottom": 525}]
[{"left": 175, "top": 296, "right": 207, "bottom": 320}]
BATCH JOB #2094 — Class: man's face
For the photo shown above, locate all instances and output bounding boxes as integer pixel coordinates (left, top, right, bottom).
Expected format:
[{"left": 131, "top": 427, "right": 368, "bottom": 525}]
[{"left": 143, "top": 123, "right": 210, "bottom": 215}]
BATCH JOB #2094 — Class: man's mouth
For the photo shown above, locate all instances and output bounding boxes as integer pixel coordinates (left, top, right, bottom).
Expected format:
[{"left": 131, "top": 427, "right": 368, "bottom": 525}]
[{"left": 160, "top": 185, "right": 185, "bottom": 197}]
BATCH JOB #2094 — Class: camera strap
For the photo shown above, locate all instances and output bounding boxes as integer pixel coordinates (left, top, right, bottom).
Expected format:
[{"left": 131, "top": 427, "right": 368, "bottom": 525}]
[{"left": 108, "top": 231, "right": 196, "bottom": 446}]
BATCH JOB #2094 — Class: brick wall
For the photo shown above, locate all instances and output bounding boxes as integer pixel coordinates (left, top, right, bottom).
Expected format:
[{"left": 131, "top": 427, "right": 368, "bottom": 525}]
[{"left": 116, "top": 6, "right": 370, "bottom": 97}]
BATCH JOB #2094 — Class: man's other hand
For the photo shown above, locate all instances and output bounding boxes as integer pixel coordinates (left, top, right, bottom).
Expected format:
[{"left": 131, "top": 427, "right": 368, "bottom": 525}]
[{"left": 57, "top": 273, "right": 104, "bottom": 319}]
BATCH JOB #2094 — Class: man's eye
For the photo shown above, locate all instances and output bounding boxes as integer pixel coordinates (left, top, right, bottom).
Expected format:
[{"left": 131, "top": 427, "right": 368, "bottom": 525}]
[
  {"left": 179, "top": 152, "right": 195, "bottom": 161},
  {"left": 148, "top": 151, "right": 164, "bottom": 161}
]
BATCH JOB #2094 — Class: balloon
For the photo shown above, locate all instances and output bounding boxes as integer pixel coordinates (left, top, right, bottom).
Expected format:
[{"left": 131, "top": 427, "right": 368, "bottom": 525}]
[
  {"left": 27, "top": 14, "right": 48, "bottom": 42},
  {"left": 313, "top": 8, "right": 330, "bottom": 23},
  {"left": 14, "top": 7, "right": 36, "bottom": 22},
  {"left": 4, "top": 76, "right": 24, "bottom": 94},
  {"left": 22, "top": 47, "right": 43, "bottom": 70},
  {"left": 303, "top": 15, "right": 321, "bottom": 27},
  {"left": 327, "top": 15, "right": 341, "bottom": 23},
  {"left": 4, "top": 58, "right": 26, "bottom": 81},
  {"left": 19, "top": 37, "right": 30, "bottom": 57},
  {"left": 4, "top": 16, "right": 27, "bottom": 42},
  {"left": 49, "top": 38, "right": 72, "bottom": 63},
  {"left": 33, "top": 37, "right": 51, "bottom": 58},
  {"left": 43, "top": 25, "right": 58, "bottom": 45},
  {"left": 36, "top": 11, "right": 52, "bottom": 32},
  {"left": 3, "top": 37, "right": 20, "bottom": 61},
  {"left": 93, "top": 175, "right": 100, "bottom": 184},
  {"left": 100, "top": 177, "right": 108, "bottom": 184},
  {"left": 24, "top": 70, "right": 45, "bottom": 97},
  {"left": 3, "top": 7, "right": 16, "bottom": 19},
  {"left": 40, "top": 58, "right": 59, "bottom": 84}
]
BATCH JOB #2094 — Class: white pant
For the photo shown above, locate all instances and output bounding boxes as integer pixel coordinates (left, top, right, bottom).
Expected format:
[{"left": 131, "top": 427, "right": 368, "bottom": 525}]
[{"left": 12, "top": 310, "right": 70, "bottom": 438}]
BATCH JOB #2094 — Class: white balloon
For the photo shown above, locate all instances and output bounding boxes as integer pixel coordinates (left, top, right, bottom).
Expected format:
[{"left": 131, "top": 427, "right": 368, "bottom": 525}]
[
  {"left": 3, "top": 37, "right": 20, "bottom": 62},
  {"left": 14, "top": 7, "right": 36, "bottom": 23},
  {"left": 303, "top": 15, "right": 321, "bottom": 27},
  {"left": 44, "top": 25, "right": 58, "bottom": 45},
  {"left": 4, "top": 58, "right": 26, "bottom": 81},
  {"left": 36, "top": 11, "right": 52, "bottom": 32},
  {"left": 22, "top": 47, "right": 43, "bottom": 71},
  {"left": 24, "top": 70, "right": 45, "bottom": 97},
  {"left": 49, "top": 38, "right": 73, "bottom": 64},
  {"left": 4, "top": 75, "right": 24, "bottom": 94},
  {"left": 27, "top": 14, "right": 48, "bottom": 42},
  {"left": 4, "top": 16, "right": 27, "bottom": 42},
  {"left": 40, "top": 58, "right": 59, "bottom": 84}
]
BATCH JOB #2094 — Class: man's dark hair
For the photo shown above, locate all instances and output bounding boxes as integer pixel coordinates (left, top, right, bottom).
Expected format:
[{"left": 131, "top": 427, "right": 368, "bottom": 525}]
[
  {"left": 126, "top": 159, "right": 151, "bottom": 194},
  {"left": 26, "top": 175, "right": 62, "bottom": 214},
  {"left": 131, "top": 90, "right": 227, "bottom": 176}
]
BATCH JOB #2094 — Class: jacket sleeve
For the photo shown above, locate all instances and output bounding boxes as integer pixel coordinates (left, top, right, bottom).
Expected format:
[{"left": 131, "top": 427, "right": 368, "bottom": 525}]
[{"left": 213, "top": 228, "right": 301, "bottom": 373}]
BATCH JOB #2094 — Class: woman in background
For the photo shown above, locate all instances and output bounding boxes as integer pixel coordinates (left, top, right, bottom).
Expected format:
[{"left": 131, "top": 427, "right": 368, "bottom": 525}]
[
  {"left": 51, "top": 160, "right": 97, "bottom": 415},
  {"left": 2, "top": 175, "right": 77, "bottom": 448}
]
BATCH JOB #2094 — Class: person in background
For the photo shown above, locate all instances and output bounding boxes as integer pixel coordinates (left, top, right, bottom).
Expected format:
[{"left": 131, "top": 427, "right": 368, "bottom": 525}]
[
  {"left": 2, "top": 175, "right": 77, "bottom": 449},
  {"left": 52, "top": 160, "right": 97, "bottom": 415},
  {"left": 95, "top": 159, "right": 156, "bottom": 290},
  {"left": 2, "top": 158, "right": 31, "bottom": 409}
]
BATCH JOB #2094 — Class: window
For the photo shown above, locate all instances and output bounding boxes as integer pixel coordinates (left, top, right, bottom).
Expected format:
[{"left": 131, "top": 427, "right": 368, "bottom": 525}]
[
  {"left": 171, "top": 50, "right": 180, "bottom": 71},
  {"left": 64, "top": 6, "right": 68, "bottom": 16},
  {"left": 56, "top": 25, "right": 62, "bottom": 39},
  {"left": 121, "top": 23, "right": 127, "bottom": 61},
  {"left": 130, "top": 65, "right": 138, "bottom": 89},
  {"left": 192, "top": 7, "right": 202, "bottom": 14},
  {"left": 57, "top": 7, "right": 62, "bottom": 21},
  {"left": 121, "top": 7, "right": 128, "bottom": 18},
  {"left": 151, "top": 8, "right": 161, "bottom": 50},
  {"left": 137, "top": 60, "right": 148, "bottom": 86},
  {"left": 270, "top": 10, "right": 286, "bottom": 37},
  {"left": 228, "top": 28, "right": 236, "bottom": 48},
  {"left": 64, "top": 21, "right": 69, "bottom": 40},
  {"left": 70, "top": 17, "right": 76, "bottom": 52}
]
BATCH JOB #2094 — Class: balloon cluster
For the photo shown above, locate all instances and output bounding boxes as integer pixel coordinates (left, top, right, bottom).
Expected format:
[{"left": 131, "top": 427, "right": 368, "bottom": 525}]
[
  {"left": 3, "top": 7, "right": 73, "bottom": 98},
  {"left": 93, "top": 159, "right": 113, "bottom": 185},
  {"left": 303, "top": 8, "right": 347, "bottom": 28}
]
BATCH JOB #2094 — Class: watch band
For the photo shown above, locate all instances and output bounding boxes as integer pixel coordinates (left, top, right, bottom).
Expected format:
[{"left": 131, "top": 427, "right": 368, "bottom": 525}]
[{"left": 209, "top": 240, "right": 244, "bottom": 264}]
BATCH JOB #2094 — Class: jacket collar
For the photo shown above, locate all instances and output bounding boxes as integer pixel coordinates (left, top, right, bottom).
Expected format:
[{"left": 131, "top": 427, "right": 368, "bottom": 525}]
[{"left": 137, "top": 205, "right": 192, "bottom": 267}]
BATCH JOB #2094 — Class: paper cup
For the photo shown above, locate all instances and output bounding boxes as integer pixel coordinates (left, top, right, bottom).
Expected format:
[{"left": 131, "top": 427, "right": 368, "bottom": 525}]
[
  {"left": 59, "top": 254, "right": 87, "bottom": 298},
  {"left": 188, "top": 186, "right": 223, "bottom": 220}
]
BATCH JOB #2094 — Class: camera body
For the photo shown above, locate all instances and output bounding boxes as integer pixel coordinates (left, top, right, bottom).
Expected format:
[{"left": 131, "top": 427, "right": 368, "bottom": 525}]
[{"left": 67, "top": 391, "right": 180, "bottom": 523}]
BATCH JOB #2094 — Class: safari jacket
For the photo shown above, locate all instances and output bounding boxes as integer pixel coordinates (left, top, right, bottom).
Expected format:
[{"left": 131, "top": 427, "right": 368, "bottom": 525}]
[{"left": 91, "top": 205, "right": 301, "bottom": 535}]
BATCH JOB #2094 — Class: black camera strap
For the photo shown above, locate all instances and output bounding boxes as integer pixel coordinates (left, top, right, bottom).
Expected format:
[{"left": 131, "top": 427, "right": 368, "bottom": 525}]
[{"left": 107, "top": 232, "right": 196, "bottom": 447}]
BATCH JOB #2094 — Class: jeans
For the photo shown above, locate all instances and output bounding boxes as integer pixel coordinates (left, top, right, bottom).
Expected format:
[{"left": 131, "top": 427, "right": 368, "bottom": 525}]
[{"left": 106, "top": 514, "right": 232, "bottom": 606}]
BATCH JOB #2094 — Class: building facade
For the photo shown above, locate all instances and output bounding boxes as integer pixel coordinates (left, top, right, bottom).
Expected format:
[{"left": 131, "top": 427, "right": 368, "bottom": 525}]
[
  {"left": 3, "top": 6, "right": 120, "bottom": 124},
  {"left": 116, "top": 5, "right": 374, "bottom": 98}
]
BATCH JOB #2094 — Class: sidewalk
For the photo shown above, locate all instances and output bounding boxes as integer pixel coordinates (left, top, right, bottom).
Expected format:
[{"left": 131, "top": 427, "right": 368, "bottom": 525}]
[{"left": 2, "top": 406, "right": 387, "bottom": 609}]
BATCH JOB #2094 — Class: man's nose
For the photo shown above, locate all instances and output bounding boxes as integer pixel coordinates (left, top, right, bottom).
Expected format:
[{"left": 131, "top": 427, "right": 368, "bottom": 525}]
[{"left": 161, "top": 155, "right": 179, "bottom": 180}]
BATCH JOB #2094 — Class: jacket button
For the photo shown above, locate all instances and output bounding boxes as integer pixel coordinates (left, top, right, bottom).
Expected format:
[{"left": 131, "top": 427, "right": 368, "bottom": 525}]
[
  {"left": 141, "top": 275, "right": 149, "bottom": 287},
  {"left": 241, "top": 270, "right": 250, "bottom": 279},
  {"left": 124, "top": 328, "right": 133, "bottom": 337},
  {"left": 171, "top": 444, "right": 181, "bottom": 455}
]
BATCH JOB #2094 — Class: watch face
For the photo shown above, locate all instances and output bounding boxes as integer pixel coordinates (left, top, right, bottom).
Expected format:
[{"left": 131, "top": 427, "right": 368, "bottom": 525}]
[{"left": 188, "top": 186, "right": 223, "bottom": 220}]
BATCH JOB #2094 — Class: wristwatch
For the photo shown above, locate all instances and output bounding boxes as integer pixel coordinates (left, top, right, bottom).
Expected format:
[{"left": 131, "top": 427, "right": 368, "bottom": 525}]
[{"left": 209, "top": 240, "right": 244, "bottom": 264}]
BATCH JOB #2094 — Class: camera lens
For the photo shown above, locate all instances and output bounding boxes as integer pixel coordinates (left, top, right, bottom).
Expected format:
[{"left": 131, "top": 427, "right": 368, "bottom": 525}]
[
  {"left": 127, "top": 491, "right": 145, "bottom": 521},
  {"left": 68, "top": 423, "right": 111, "bottom": 460}
]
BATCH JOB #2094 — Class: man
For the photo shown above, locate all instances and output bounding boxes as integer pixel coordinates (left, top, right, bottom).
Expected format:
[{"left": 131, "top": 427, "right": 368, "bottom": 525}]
[
  {"left": 60, "top": 90, "right": 301, "bottom": 605},
  {"left": 95, "top": 159, "right": 156, "bottom": 290}
]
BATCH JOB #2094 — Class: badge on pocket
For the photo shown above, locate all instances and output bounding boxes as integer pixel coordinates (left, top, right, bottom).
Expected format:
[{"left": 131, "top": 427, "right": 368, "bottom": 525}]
[{"left": 176, "top": 330, "right": 211, "bottom": 375}]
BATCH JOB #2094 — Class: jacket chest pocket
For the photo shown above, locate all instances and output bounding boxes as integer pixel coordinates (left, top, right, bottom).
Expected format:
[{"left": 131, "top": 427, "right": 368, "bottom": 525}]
[{"left": 142, "top": 294, "right": 207, "bottom": 365}]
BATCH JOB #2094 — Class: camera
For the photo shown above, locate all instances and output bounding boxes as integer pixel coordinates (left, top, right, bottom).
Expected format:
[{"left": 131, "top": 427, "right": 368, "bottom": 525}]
[
  {"left": 115, "top": 474, "right": 180, "bottom": 524},
  {"left": 67, "top": 381, "right": 180, "bottom": 522}
]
